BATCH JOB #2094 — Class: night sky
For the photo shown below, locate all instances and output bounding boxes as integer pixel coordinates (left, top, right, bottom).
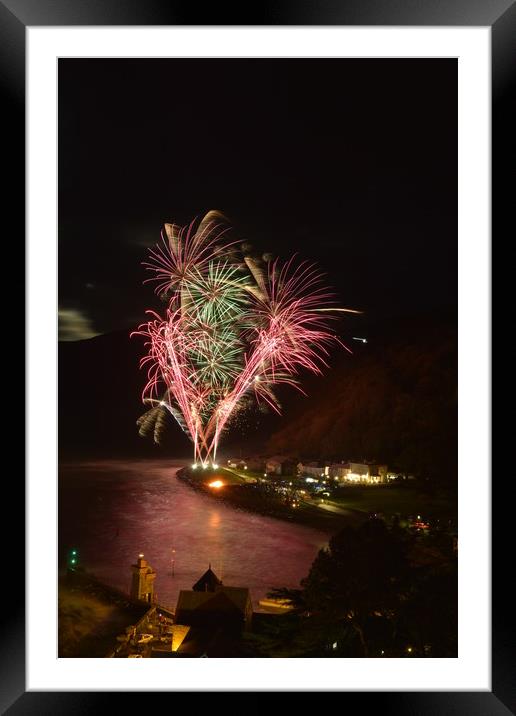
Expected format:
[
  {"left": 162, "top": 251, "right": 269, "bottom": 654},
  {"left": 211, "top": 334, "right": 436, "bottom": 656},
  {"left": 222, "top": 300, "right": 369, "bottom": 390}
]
[{"left": 58, "top": 59, "right": 457, "bottom": 340}]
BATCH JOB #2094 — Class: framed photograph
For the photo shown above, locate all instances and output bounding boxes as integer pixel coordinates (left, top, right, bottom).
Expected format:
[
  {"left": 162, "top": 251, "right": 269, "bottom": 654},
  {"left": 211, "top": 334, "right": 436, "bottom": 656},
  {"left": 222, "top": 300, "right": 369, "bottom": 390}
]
[{"left": 5, "top": 0, "right": 509, "bottom": 710}]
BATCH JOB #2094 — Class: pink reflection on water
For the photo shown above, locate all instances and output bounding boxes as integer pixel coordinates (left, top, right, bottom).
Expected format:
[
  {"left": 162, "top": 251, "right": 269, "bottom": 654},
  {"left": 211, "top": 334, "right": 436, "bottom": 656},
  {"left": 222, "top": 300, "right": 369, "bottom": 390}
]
[{"left": 59, "top": 459, "right": 329, "bottom": 610}]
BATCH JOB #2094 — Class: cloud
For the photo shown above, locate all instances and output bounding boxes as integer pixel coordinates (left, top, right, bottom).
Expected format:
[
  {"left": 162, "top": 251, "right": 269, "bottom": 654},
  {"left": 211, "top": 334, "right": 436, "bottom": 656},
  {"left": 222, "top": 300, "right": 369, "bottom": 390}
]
[{"left": 58, "top": 308, "right": 100, "bottom": 342}]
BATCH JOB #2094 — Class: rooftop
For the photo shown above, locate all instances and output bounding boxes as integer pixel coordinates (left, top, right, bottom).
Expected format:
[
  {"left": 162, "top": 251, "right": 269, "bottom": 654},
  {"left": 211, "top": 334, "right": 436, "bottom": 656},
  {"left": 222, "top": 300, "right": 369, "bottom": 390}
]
[
  {"left": 192, "top": 566, "right": 223, "bottom": 593},
  {"left": 176, "top": 586, "right": 251, "bottom": 616}
]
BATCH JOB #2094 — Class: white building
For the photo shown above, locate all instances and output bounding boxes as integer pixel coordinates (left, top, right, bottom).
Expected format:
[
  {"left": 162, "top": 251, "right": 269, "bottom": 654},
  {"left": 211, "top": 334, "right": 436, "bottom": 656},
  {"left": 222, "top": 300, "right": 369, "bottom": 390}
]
[
  {"left": 297, "top": 462, "right": 327, "bottom": 479},
  {"left": 299, "top": 461, "right": 389, "bottom": 484},
  {"left": 328, "top": 463, "right": 349, "bottom": 480},
  {"left": 330, "top": 462, "right": 389, "bottom": 484}
]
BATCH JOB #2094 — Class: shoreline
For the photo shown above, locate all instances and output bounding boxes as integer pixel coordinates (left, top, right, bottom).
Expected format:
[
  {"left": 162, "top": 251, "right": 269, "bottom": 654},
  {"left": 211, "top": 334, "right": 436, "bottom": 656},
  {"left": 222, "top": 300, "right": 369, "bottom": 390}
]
[{"left": 176, "top": 466, "right": 365, "bottom": 533}]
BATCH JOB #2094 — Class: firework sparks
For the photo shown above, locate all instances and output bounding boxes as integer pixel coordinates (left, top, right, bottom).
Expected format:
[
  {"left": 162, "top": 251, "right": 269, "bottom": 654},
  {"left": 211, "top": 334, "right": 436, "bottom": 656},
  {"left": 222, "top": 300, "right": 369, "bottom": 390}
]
[{"left": 133, "top": 212, "right": 348, "bottom": 466}]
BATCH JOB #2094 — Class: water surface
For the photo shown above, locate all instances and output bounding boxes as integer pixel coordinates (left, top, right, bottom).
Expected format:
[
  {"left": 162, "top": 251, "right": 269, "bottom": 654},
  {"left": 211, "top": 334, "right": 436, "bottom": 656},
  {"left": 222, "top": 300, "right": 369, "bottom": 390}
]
[{"left": 59, "top": 459, "right": 330, "bottom": 610}]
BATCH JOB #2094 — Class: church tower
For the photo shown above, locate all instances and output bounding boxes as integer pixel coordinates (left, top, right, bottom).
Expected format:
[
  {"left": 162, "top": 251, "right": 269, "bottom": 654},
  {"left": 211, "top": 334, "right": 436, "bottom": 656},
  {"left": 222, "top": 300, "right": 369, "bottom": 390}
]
[{"left": 130, "top": 553, "right": 156, "bottom": 603}]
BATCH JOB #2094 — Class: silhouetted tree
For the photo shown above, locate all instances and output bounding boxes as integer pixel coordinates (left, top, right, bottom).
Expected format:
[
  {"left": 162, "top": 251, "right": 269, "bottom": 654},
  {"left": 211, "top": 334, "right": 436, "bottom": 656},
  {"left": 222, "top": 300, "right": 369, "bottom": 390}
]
[
  {"left": 301, "top": 519, "right": 410, "bottom": 655},
  {"left": 258, "top": 519, "right": 457, "bottom": 658}
]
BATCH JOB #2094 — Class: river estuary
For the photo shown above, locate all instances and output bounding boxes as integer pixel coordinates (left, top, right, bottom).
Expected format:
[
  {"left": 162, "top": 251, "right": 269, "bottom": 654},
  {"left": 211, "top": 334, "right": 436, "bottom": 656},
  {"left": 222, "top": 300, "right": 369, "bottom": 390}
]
[{"left": 59, "top": 459, "right": 331, "bottom": 610}]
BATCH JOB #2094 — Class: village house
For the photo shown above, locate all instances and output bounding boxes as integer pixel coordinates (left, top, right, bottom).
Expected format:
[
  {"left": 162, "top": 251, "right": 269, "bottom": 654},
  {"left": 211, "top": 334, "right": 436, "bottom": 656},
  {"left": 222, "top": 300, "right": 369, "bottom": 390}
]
[
  {"left": 369, "top": 463, "right": 388, "bottom": 483},
  {"left": 297, "top": 461, "right": 328, "bottom": 479},
  {"left": 333, "top": 462, "right": 389, "bottom": 484},
  {"left": 226, "top": 458, "right": 248, "bottom": 469},
  {"left": 298, "top": 460, "right": 390, "bottom": 484},
  {"left": 265, "top": 455, "right": 296, "bottom": 476},
  {"left": 175, "top": 566, "right": 253, "bottom": 633}
]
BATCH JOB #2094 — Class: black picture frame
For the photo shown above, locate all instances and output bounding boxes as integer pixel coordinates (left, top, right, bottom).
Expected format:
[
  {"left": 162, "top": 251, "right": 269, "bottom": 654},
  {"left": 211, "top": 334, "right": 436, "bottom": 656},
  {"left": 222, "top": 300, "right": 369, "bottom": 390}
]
[{"left": 4, "top": 0, "right": 510, "bottom": 711}]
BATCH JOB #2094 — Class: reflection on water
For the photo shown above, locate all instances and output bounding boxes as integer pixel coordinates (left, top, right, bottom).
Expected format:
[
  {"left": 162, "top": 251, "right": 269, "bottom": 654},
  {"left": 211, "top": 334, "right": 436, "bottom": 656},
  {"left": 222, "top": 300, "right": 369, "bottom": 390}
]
[
  {"left": 209, "top": 510, "right": 221, "bottom": 529},
  {"left": 59, "top": 459, "right": 329, "bottom": 610}
]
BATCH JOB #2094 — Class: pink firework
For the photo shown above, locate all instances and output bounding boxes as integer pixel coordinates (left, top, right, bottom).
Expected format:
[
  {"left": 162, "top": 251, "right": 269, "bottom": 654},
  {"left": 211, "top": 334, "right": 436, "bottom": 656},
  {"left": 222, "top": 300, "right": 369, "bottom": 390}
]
[{"left": 133, "top": 211, "right": 352, "bottom": 466}]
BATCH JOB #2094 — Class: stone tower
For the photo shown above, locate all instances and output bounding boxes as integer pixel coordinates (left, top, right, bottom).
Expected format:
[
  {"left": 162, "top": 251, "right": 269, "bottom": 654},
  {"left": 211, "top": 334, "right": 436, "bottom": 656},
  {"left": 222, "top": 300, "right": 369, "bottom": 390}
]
[{"left": 130, "top": 553, "right": 156, "bottom": 603}]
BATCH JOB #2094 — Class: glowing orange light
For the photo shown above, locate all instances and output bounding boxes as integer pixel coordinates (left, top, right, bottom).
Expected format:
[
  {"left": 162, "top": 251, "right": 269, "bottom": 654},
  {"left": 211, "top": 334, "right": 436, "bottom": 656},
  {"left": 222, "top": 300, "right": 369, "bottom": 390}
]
[{"left": 208, "top": 480, "right": 224, "bottom": 489}]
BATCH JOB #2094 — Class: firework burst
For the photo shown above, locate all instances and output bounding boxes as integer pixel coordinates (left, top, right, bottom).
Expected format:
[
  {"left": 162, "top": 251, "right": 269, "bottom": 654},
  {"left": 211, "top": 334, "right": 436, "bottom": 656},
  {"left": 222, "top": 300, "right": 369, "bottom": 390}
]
[{"left": 133, "top": 211, "right": 351, "bottom": 466}]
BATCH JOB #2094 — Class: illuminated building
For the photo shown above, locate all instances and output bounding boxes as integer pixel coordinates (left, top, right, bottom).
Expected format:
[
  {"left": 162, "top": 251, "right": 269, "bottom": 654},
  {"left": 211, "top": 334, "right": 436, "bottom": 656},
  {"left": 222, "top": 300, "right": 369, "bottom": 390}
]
[
  {"left": 300, "top": 461, "right": 390, "bottom": 484},
  {"left": 297, "top": 461, "right": 328, "bottom": 478},
  {"left": 130, "top": 554, "right": 156, "bottom": 604}
]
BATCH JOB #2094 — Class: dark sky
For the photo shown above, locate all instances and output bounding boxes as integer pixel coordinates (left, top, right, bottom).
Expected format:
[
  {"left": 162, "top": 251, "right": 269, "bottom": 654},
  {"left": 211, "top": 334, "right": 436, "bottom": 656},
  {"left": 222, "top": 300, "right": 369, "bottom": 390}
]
[{"left": 58, "top": 58, "right": 457, "bottom": 340}]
